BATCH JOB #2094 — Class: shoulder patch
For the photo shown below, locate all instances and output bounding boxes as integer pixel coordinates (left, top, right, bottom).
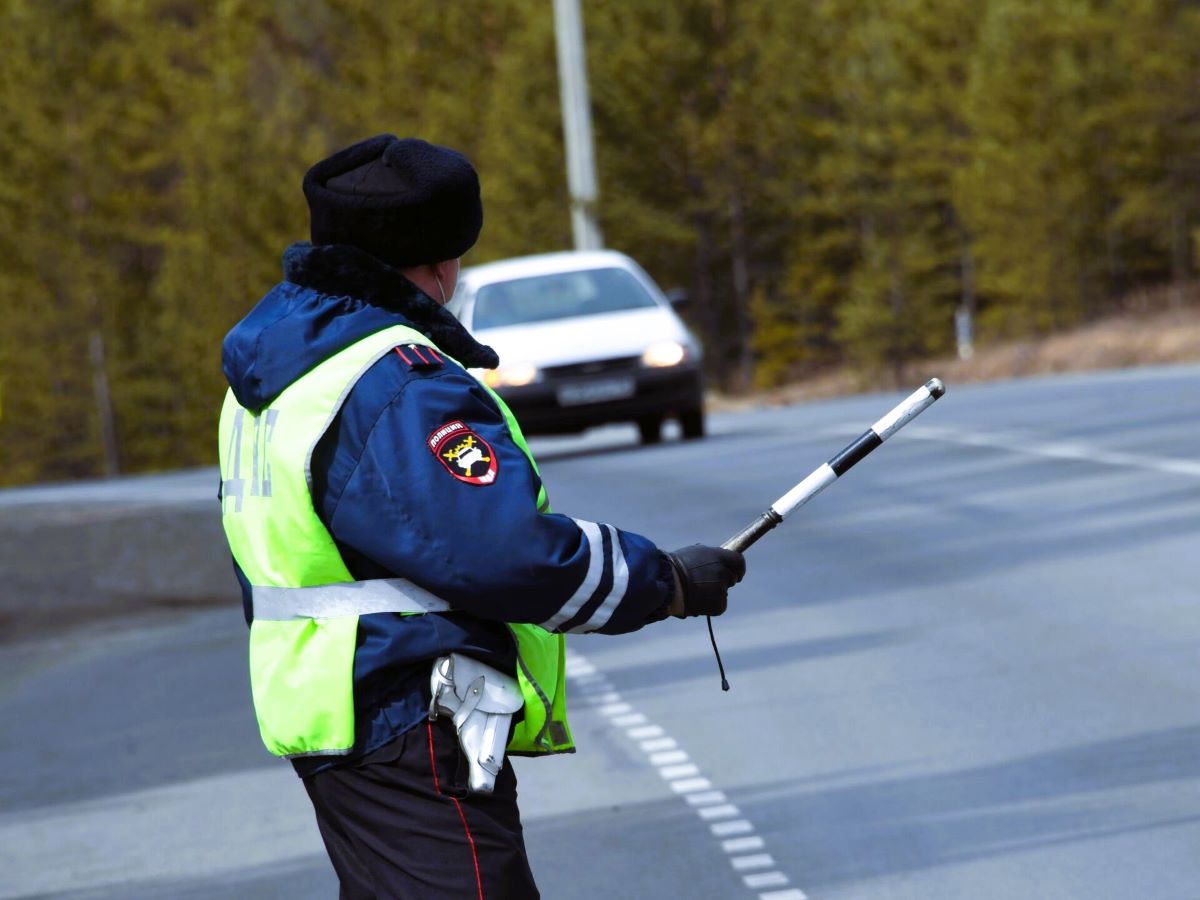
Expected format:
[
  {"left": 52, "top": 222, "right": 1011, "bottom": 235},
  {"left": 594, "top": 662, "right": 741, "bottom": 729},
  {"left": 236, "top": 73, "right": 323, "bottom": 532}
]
[
  {"left": 427, "top": 420, "right": 498, "bottom": 486},
  {"left": 395, "top": 344, "right": 444, "bottom": 369}
]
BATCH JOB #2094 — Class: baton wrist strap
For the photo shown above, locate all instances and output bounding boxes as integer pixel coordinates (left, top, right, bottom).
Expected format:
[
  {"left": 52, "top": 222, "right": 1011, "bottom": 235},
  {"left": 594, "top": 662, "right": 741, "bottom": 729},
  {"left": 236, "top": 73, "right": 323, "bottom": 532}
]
[{"left": 707, "top": 616, "right": 730, "bottom": 692}]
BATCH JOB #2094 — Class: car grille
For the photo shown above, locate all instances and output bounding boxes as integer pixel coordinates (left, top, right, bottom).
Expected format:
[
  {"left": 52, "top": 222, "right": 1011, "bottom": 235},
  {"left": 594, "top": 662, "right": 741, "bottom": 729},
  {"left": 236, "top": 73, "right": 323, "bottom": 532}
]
[{"left": 541, "top": 356, "right": 641, "bottom": 380}]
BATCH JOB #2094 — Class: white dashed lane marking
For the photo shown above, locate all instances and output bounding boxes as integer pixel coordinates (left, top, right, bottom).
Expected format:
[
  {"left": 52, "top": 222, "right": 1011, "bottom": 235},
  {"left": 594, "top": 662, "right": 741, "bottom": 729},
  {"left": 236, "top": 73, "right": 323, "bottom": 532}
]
[
  {"left": 628, "top": 724, "right": 664, "bottom": 740},
  {"left": 598, "top": 702, "right": 633, "bottom": 716},
  {"left": 641, "top": 737, "right": 677, "bottom": 752},
  {"left": 723, "top": 835, "right": 766, "bottom": 853},
  {"left": 564, "top": 652, "right": 807, "bottom": 900},
  {"left": 649, "top": 750, "right": 689, "bottom": 765},
  {"left": 746, "top": 871, "right": 791, "bottom": 889},
  {"left": 732, "top": 853, "right": 776, "bottom": 871},
  {"left": 661, "top": 763, "right": 702, "bottom": 780},
  {"left": 611, "top": 712, "right": 647, "bottom": 727},
  {"left": 699, "top": 804, "right": 741, "bottom": 820},
  {"left": 670, "top": 776, "right": 714, "bottom": 794},
  {"left": 685, "top": 790, "right": 727, "bottom": 807},
  {"left": 712, "top": 820, "right": 755, "bottom": 837}
]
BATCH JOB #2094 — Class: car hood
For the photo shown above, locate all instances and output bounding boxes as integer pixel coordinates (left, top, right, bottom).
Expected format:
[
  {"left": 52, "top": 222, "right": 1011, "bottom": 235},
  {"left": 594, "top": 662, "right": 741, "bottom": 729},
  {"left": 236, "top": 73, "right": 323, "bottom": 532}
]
[{"left": 472, "top": 307, "right": 694, "bottom": 370}]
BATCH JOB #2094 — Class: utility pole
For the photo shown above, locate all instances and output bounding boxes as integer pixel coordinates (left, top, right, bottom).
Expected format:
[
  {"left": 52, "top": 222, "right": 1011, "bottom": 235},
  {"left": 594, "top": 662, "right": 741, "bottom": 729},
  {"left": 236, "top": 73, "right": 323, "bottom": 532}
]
[{"left": 553, "top": 0, "right": 603, "bottom": 250}]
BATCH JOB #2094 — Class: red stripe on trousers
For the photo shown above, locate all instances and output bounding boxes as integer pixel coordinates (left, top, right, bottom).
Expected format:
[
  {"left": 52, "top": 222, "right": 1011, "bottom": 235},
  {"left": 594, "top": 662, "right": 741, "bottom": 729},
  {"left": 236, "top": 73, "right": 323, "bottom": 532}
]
[{"left": 427, "top": 722, "right": 485, "bottom": 900}]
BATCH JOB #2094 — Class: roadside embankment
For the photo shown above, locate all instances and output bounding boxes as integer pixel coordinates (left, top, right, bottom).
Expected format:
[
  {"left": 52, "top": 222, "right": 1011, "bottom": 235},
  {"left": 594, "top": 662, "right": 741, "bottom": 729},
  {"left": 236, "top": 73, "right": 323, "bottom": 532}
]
[
  {"left": 0, "top": 469, "right": 234, "bottom": 643},
  {"left": 711, "top": 298, "right": 1200, "bottom": 411}
]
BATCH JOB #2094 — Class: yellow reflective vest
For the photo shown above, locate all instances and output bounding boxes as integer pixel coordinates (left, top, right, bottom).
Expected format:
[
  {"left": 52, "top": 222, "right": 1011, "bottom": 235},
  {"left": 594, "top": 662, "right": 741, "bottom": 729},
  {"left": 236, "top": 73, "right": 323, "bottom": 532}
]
[{"left": 218, "top": 324, "right": 572, "bottom": 758}]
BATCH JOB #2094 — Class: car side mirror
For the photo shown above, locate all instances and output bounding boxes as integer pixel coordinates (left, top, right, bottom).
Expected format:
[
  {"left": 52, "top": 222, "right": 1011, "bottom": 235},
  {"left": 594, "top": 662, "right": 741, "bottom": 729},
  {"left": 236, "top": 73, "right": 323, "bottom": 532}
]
[{"left": 665, "top": 287, "right": 689, "bottom": 309}]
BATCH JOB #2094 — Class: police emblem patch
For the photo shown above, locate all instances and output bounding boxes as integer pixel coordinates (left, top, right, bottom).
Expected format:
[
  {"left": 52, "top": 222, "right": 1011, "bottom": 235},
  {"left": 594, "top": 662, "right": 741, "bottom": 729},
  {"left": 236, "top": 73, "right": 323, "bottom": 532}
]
[{"left": 427, "top": 420, "right": 498, "bottom": 485}]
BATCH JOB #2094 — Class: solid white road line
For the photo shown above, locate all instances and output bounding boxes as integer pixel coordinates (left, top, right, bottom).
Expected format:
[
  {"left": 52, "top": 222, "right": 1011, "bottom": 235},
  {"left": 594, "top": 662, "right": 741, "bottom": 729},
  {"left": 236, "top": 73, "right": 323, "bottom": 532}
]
[{"left": 885, "top": 424, "right": 1200, "bottom": 479}]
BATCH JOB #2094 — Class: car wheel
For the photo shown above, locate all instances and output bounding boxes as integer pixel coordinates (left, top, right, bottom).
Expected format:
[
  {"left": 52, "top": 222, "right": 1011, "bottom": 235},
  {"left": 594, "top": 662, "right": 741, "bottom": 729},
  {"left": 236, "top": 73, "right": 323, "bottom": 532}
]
[
  {"left": 680, "top": 407, "right": 706, "bottom": 440},
  {"left": 637, "top": 416, "right": 663, "bottom": 445}
]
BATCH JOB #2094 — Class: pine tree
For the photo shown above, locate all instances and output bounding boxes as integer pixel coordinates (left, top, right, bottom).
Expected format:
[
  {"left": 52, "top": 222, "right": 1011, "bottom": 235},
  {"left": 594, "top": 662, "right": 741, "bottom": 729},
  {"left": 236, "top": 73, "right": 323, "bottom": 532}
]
[
  {"left": 585, "top": 2, "right": 725, "bottom": 374},
  {"left": 956, "top": 0, "right": 1118, "bottom": 336},
  {"left": 1, "top": 0, "right": 1196, "bottom": 485},
  {"left": 746, "top": 0, "right": 849, "bottom": 386},
  {"left": 473, "top": 0, "right": 572, "bottom": 262},
  {"left": 0, "top": 1, "right": 160, "bottom": 482},
  {"left": 586, "top": 0, "right": 792, "bottom": 388},
  {"left": 138, "top": 1, "right": 323, "bottom": 470},
  {"left": 758, "top": 0, "right": 981, "bottom": 386},
  {"left": 1101, "top": 0, "right": 1200, "bottom": 292}
]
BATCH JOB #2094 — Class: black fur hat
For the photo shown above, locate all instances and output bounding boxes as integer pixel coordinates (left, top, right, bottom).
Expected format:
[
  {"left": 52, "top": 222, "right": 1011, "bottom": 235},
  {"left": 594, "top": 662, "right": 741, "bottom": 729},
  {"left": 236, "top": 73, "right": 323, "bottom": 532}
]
[{"left": 303, "top": 134, "right": 483, "bottom": 269}]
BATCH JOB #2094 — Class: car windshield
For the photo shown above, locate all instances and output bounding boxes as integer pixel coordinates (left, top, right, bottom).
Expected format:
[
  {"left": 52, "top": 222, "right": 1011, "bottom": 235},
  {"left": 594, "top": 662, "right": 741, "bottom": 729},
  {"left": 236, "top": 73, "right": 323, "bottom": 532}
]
[{"left": 471, "top": 267, "right": 658, "bottom": 330}]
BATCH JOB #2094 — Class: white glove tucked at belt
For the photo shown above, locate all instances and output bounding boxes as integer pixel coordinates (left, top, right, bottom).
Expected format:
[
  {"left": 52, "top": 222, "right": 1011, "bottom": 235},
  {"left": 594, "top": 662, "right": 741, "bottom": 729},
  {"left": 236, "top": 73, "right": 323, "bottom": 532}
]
[{"left": 430, "top": 653, "right": 524, "bottom": 794}]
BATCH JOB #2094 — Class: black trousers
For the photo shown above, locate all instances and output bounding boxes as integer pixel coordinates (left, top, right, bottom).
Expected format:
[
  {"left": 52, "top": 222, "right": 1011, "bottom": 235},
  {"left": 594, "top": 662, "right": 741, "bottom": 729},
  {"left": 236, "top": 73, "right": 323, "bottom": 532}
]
[{"left": 303, "top": 717, "right": 540, "bottom": 899}]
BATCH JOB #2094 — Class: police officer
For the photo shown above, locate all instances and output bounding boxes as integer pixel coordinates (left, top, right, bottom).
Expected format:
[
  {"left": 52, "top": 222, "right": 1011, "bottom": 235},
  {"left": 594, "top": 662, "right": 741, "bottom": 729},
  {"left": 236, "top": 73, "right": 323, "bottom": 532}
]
[{"left": 218, "top": 134, "right": 745, "bottom": 898}]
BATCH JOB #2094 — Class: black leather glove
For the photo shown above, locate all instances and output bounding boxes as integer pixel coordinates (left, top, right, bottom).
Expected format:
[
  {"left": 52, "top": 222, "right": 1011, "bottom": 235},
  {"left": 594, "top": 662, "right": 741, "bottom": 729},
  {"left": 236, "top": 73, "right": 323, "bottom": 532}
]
[{"left": 666, "top": 544, "right": 747, "bottom": 617}]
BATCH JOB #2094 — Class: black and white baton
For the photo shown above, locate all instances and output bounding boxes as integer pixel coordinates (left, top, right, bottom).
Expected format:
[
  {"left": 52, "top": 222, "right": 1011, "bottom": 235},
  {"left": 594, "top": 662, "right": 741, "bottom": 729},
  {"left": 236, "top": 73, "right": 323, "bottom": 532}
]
[{"left": 722, "top": 378, "right": 946, "bottom": 553}]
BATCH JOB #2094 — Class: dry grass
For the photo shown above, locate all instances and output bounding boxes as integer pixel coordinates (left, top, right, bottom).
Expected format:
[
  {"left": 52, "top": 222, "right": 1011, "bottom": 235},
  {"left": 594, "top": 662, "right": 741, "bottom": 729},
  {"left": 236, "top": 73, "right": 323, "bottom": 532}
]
[{"left": 710, "top": 291, "right": 1200, "bottom": 411}]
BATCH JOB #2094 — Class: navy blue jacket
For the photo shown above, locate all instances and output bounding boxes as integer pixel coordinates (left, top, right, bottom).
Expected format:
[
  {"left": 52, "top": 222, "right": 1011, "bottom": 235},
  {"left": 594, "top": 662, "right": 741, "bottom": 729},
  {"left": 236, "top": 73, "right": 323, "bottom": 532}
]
[{"left": 222, "top": 243, "right": 675, "bottom": 775}]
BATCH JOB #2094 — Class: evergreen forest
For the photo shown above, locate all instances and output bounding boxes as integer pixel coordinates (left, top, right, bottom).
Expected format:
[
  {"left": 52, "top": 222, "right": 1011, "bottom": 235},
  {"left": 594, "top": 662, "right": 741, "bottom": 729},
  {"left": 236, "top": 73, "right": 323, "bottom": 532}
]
[{"left": 2, "top": 0, "right": 1198, "bottom": 485}]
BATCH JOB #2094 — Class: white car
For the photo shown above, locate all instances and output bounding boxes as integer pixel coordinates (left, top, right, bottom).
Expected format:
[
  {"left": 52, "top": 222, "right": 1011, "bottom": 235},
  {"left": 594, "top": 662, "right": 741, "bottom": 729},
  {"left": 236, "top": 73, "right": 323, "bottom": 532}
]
[{"left": 449, "top": 250, "right": 705, "bottom": 443}]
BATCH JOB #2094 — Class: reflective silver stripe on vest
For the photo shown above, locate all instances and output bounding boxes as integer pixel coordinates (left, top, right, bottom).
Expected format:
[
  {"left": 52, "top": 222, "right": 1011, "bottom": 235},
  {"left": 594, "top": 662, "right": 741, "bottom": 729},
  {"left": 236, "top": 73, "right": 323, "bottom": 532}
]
[{"left": 252, "top": 578, "right": 453, "bottom": 621}]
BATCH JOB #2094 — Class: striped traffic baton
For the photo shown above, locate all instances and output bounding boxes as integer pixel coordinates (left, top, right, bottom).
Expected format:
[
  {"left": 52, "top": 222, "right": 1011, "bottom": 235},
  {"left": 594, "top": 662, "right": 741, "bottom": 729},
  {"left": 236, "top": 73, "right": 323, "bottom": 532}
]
[{"left": 722, "top": 378, "right": 946, "bottom": 553}]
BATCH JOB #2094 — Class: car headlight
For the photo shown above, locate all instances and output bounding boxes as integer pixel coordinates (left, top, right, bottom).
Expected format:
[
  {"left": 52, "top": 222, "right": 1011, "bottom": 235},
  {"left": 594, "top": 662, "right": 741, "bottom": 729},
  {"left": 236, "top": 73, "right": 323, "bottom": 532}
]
[
  {"left": 642, "top": 340, "right": 687, "bottom": 368},
  {"left": 483, "top": 362, "right": 540, "bottom": 388}
]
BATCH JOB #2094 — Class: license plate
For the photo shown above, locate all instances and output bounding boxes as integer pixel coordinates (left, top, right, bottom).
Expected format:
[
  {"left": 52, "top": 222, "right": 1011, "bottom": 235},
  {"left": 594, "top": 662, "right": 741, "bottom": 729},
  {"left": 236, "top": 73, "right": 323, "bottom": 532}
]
[{"left": 556, "top": 376, "right": 636, "bottom": 407}]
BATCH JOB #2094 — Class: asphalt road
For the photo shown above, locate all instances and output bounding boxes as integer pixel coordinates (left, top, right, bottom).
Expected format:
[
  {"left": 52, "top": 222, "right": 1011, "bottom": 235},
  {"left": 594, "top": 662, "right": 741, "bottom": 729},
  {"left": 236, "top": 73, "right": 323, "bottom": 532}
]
[{"left": 2, "top": 365, "right": 1198, "bottom": 899}]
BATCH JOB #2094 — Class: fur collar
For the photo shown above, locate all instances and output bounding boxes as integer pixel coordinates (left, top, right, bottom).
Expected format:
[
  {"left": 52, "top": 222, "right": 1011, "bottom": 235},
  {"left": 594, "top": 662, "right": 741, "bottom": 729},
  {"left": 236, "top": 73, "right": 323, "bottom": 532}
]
[{"left": 282, "top": 242, "right": 499, "bottom": 369}]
